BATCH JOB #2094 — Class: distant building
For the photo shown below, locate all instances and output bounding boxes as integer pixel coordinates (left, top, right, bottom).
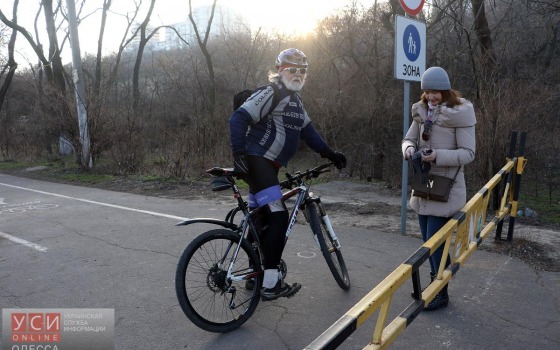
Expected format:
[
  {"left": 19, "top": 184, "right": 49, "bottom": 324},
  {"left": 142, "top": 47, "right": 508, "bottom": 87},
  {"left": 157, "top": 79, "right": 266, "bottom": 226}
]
[
  {"left": 160, "top": 4, "right": 243, "bottom": 51},
  {"left": 124, "top": 4, "right": 245, "bottom": 53},
  {"left": 125, "top": 22, "right": 162, "bottom": 52}
]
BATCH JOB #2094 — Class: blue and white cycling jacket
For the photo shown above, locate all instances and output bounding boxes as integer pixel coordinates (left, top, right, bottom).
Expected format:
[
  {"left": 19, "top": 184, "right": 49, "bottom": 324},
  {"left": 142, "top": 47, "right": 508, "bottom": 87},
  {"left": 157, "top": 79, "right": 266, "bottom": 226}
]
[{"left": 229, "top": 81, "right": 330, "bottom": 166}]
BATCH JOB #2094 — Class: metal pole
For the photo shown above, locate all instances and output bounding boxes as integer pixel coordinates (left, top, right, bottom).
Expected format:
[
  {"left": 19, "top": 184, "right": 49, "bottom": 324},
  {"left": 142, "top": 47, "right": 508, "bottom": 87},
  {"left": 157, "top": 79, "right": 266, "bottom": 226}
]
[
  {"left": 507, "top": 131, "right": 527, "bottom": 241},
  {"left": 400, "top": 81, "right": 411, "bottom": 235},
  {"left": 495, "top": 131, "right": 517, "bottom": 241}
]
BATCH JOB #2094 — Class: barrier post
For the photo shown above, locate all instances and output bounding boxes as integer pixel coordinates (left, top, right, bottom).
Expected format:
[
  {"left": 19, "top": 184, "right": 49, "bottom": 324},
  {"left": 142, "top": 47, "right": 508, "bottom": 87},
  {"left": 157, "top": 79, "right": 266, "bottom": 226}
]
[
  {"left": 495, "top": 131, "right": 518, "bottom": 241},
  {"left": 507, "top": 131, "right": 527, "bottom": 241}
]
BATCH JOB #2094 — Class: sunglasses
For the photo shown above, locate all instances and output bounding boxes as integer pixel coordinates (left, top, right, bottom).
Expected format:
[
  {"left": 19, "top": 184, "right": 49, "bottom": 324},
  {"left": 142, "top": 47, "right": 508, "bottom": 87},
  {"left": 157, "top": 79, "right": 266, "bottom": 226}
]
[{"left": 282, "top": 67, "right": 307, "bottom": 75}]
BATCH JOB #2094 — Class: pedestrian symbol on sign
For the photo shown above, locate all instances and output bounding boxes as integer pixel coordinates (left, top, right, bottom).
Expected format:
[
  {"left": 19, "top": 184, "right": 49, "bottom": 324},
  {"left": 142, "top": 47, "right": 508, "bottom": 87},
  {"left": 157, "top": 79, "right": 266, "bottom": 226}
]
[
  {"left": 403, "top": 25, "right": 421, "bottom": 62},
  {"left": 408, "top": 33, "right": 416, "bottom": 55}
]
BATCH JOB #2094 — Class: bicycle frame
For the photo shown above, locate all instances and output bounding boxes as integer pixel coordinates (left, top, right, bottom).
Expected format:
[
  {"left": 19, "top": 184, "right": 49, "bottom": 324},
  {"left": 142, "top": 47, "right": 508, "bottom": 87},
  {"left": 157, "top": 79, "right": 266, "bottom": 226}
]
[
  {"left": 218, "top": 185, "right": 313, "bottom": 289},
  {"left": 282, "top": 184, "right": 311, "bottom": 240}
]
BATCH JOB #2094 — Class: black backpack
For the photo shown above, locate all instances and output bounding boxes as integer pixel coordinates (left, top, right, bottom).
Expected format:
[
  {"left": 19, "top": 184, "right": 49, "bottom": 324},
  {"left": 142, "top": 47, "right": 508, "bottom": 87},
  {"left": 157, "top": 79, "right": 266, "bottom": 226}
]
[{"left": 233, "top": 83, "right": 281, "bottom": 112}]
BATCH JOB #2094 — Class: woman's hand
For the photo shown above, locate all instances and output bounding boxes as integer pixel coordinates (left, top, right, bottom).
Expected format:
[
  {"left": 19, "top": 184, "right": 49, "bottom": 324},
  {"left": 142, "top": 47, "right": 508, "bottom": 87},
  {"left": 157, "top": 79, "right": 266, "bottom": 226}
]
[
  {"left": 404, "top": 146, "right": 415, "bottom": 160},
  {"left": 422, "top": 149, "right": 437, "bottom": 163}
]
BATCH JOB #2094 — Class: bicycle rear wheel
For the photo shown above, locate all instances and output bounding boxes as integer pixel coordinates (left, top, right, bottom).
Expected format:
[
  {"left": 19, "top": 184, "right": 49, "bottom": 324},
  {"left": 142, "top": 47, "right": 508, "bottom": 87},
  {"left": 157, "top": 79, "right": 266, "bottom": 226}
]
[
  {"left": 175, "top": 229, "right": 262, "bottom": 333},
  {"left": 307, "top": 203, "right": 351, "bottom": 290}
]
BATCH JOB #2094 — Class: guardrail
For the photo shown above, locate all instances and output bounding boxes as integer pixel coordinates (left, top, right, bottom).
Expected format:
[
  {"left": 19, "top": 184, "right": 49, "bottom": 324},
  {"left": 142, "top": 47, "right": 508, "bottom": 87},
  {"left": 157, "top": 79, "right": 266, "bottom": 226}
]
[{"left": 305, "top": 131, "right": 528, "bottom": 350}]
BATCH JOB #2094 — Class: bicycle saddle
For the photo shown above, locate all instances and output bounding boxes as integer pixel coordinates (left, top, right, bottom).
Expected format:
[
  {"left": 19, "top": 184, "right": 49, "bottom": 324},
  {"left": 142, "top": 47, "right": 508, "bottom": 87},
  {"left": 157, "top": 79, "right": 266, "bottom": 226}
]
[
  {"left": 206, "top": 167, "right": 235, "bottom": 177},
  {"left": 206, "top": 167, "right": 238, "bottom": 192}
]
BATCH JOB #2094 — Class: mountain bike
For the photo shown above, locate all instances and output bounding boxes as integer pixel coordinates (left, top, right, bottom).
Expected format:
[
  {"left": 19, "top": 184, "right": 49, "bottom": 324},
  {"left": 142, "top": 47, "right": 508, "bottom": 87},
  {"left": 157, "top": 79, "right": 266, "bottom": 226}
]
[{"left": 175, "top": 162, "right": 350, "bottom": 333}]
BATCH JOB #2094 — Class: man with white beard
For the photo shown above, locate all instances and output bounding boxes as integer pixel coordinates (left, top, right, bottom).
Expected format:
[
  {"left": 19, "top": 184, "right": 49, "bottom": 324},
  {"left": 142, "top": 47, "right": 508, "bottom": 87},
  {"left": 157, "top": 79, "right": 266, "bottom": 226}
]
[{"left": 229, "top": 48, "right": 347, "bottom": 301}]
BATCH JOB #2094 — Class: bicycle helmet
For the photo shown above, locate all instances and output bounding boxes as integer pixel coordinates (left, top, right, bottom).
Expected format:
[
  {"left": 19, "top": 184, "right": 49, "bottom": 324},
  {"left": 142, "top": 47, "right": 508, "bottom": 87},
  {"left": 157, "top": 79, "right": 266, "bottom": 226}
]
[{"left": 275, "top": 48, "right": 308, "bottom": 68}]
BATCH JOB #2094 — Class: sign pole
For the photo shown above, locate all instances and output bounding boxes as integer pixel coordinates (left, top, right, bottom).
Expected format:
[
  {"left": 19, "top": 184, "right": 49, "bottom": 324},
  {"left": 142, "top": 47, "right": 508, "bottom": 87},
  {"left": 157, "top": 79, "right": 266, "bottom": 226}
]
[{"left": 394, "top": 10, "right": 426, "bottom": 234}]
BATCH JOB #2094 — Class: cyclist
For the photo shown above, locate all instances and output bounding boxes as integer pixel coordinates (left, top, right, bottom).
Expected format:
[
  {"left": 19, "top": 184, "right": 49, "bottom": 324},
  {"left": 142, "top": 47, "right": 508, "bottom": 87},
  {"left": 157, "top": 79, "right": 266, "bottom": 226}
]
[{"left": 229, "top": 48, "right": 347, "bottom": 301}]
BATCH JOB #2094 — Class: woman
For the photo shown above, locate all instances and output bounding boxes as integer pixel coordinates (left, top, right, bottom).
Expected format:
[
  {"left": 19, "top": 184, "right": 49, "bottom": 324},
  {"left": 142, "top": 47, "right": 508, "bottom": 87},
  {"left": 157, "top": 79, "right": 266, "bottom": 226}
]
[{"left": 402, "top": 66, "right": 476, "bottom": 311}]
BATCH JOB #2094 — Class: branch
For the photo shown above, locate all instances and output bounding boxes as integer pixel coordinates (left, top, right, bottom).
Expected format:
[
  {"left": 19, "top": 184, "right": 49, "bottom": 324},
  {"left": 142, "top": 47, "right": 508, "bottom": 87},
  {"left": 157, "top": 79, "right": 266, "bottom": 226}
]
[{"left": 0, "top": 8, "right": 50, "bottom": 65}]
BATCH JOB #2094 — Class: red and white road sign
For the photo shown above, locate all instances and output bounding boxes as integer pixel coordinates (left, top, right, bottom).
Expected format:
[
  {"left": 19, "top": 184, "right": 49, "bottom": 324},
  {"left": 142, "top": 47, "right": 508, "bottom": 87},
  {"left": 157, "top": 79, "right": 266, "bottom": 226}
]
[{"left": 399, "top": 0, "right": 425, "bottom": 16}]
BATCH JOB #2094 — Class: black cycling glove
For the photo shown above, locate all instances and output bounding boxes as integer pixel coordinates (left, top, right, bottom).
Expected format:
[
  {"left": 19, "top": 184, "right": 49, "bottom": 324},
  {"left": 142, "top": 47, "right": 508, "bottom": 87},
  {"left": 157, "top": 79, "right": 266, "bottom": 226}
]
[
  {"left": 233, "top": 155, "right": 250, "bottom": 176},
  {"left": 321, "top": 149, "right": 347, "bottom": 170}
]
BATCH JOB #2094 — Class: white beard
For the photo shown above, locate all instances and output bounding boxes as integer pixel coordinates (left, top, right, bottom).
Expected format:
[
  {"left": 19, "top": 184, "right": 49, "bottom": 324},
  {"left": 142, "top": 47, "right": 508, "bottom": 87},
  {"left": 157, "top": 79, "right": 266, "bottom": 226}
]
[{"left": 282, "top": 76, "right": 305, "bottom": 91}]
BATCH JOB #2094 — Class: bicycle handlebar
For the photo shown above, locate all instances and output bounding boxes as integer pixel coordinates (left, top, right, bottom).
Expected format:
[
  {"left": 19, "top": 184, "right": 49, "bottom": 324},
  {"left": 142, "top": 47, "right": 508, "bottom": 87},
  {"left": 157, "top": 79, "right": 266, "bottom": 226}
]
[
  {"left": 280, "top": 162, "right": 333, "bottom": 189},
  {"left": 206, "top": 162, "right": 333, "bottom": 191}
]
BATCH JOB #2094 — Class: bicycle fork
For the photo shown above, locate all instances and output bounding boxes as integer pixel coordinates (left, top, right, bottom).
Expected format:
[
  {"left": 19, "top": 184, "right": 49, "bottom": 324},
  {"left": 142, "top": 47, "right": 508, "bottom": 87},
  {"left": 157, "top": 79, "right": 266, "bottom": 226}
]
[
  {"left": 318, "top": 202, "right": 342, "bottom": 250},
  {"left": 308, "top": 199, "right": 342, "bottom": 250}
]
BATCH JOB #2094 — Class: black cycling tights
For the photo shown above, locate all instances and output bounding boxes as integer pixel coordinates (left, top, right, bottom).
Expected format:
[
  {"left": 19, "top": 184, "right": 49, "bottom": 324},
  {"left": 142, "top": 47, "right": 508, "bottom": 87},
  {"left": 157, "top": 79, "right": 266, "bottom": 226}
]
[{"left": 246, "top": 155, "right": 289, "bottom": 270}]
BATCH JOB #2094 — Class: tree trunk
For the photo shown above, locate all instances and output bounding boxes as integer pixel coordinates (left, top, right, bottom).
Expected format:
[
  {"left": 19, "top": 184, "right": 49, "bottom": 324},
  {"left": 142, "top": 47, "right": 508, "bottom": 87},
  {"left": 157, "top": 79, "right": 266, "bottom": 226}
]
[
  {"left": 66, "top": 0, "right": 92, "bottom": 169},
  {"left": 95, "top": 0, "right": 112, "bottom": 93},
  {"left": 0, "top": 2, "right": 19, "bottom": 112},
  {"left": 132, "top": 0, "right": 156, "bottom": 115},
  {"left": 471, "top": 0, "right": 497, "bottom": 71},
  {"left": 42, "top": 0, "right": 66, "bottom": 93},
  {"left": 189, "top": 0, "right": 218, "bottom": 116}
]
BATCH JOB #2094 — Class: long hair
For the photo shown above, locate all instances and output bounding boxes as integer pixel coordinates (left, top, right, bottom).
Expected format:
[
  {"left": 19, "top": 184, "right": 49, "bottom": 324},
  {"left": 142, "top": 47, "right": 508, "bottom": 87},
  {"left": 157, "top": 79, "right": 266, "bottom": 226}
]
[
  {"left": 421, "top": 89, "right": 462, "bottom": 107},
  {"left": 268, "top": 71, "right": 280, "bottom": 83}
]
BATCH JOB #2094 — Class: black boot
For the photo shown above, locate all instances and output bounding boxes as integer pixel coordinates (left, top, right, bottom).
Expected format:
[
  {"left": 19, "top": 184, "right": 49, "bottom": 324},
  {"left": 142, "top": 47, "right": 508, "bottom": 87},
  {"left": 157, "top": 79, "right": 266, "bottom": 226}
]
[
  {"left": 261, "top": 279, "right": 301, "bottom": 302},
  {"left": 411, "top": 272, "right": 436, "bottom": 299},
  {"left": 424, "top": 284, "right": 449, "bottom": 311}
]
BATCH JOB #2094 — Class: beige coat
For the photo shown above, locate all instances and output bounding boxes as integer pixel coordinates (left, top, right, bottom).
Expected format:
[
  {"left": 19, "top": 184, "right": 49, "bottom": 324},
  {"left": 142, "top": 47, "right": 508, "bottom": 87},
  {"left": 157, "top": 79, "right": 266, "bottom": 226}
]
[{"left": 402, "top": 98, "right": 476, "bottom": 218}]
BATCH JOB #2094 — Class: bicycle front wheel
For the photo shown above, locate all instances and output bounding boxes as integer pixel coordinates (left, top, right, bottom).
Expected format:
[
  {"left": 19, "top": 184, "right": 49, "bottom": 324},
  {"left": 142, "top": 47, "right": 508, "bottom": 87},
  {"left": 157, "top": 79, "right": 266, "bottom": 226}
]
[
  {"left": 175, "top": 229, "right": 262, "bottom": 333},
  {"left": 307, "top": 203, "right": 351, "bottom": 290}
]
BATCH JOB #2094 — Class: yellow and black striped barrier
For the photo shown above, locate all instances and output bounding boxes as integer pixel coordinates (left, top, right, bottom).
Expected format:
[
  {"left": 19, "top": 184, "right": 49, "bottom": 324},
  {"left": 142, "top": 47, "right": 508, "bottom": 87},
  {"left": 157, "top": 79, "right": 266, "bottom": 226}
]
[{"left": 305, "top": 131, "right": 528, "bottom": 350}]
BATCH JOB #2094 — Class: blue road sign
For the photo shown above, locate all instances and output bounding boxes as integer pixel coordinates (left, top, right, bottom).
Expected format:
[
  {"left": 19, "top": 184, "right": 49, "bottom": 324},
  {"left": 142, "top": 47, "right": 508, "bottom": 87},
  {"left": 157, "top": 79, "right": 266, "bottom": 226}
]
[{"left": 394, "top": 15, "right": 426, "bottom": 81}]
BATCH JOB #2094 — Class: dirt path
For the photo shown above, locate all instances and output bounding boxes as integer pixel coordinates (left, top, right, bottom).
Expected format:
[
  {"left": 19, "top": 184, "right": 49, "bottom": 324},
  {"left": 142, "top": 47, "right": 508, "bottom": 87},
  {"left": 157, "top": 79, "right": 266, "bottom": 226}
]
[{"left": 311, "top": 181, "right": 560, "bottom": 272}]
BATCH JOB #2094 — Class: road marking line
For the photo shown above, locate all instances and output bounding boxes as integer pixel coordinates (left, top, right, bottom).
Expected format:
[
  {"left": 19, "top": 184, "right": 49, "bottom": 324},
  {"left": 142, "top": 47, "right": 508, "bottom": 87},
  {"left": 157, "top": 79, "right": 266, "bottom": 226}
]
[
  {"left": 0, "top": 231, "right": 48, "bottom": 252},
  {"left": 0, "top": 182, "right": 185, "bottom": 220}
]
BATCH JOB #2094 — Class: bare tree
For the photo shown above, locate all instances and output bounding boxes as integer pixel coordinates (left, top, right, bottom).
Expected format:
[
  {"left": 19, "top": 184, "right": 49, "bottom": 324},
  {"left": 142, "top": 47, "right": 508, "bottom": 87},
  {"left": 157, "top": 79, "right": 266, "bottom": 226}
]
[
  {"left": 189, "top": 0, "right": 218, "bottom": 116},
  {"left": 0, "top": 2, "right": 64, "bottom": 91},
  {"left": 94, "top": 0, "right": 112, "bottom": 93},
  {"left": 530, "top": 0, "right": 560, "bottom": 13},
  {"left": 0, "top": 1, "right": 18, "bottom": 112},
  {"left": 66, "top": 0, "right": 91, "bottom": 169},
  {"left": 41, "top": 0, "right": 66, "bottom": 93},
  {"left": 471, "top": 0, "right": 497, "bottom": 71},
  {"left": 131, "top": 0, "right": 157, "bottom": 114}
]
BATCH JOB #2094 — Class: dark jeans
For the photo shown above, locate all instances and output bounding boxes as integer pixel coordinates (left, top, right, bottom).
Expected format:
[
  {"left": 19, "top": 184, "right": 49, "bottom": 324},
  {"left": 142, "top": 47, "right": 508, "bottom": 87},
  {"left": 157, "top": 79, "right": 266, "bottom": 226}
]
[{"left": 418, "top": 214, "right": 451, "bottom": 274}]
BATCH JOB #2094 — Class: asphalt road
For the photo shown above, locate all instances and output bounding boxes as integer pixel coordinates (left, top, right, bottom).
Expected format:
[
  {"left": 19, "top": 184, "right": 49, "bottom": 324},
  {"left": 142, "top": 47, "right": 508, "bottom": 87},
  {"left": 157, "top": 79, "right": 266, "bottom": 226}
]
[{"left": 1, "top": 173, "right": 559, "bottom": 349}]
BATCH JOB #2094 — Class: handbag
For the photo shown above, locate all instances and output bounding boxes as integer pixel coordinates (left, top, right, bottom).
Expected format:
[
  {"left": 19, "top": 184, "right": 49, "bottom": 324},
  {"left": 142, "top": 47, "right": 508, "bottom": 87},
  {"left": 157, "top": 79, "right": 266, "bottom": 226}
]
[{"left": 412, "top": 168, "right": 460, "bottom": 202}]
